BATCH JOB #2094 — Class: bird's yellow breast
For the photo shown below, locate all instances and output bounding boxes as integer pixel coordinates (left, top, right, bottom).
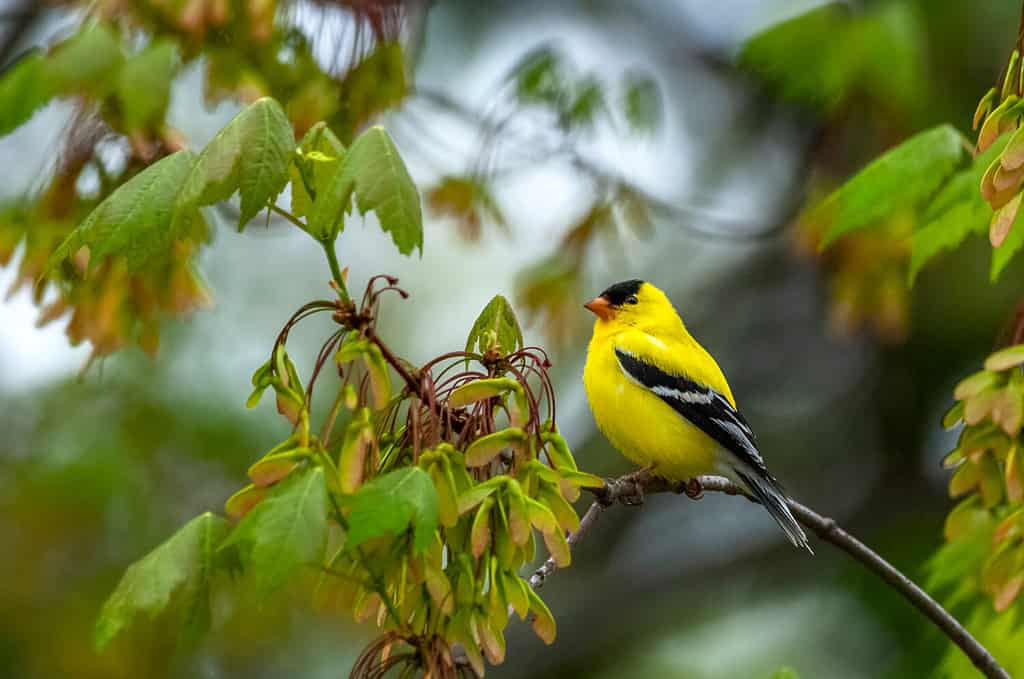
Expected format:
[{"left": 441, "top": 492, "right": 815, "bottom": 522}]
[{"left": 583, "top": 332, "right": 718, "bottom": 480}]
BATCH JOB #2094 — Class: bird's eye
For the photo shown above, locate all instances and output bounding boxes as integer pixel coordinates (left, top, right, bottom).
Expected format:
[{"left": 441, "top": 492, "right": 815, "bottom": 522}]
[{"left": 624, "top": 295, "right": 638, "bottom": 305}]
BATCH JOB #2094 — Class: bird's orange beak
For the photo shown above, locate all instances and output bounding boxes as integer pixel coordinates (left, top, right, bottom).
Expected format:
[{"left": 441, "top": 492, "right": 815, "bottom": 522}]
[{"left": 584, "top": 296, "right": 615, "bottom": 321}]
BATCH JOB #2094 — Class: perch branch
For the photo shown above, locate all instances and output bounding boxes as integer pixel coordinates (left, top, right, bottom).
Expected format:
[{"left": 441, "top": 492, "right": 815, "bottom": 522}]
[{"left": 528, "top": 471, "right": 1010, "bottom": 679}]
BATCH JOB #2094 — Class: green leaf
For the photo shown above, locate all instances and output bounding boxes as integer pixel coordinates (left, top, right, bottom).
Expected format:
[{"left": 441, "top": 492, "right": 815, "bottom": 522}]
[
  {"left": 986, "top": 345, "right": 1024, "bottom": 372},
  {"left": 334, "top": 335, "right": 392, "bottom": 409},
  {"left": 621, "top": 73, "right": 660, "bottom": 132},
  {"left": 176, "top": 97, "right": 294, "bottom": 230},
  {"left": 117, "top": 41, "right": 179, "bottom": 130},
  {"left": 46, "top": 151, "right": 201, "bottom": 274},
  {"left": 566, "top": 77, "right": 605, "bottom": 129},
  {"left": 0, "top": 51, "right": 55, "bottom": 137},
  {"left": 290, "top": 122, "right": 345, "bottom": 219},
  {"left": 512, "top": 46, "right": 567, "bottom": 107},
  {"left": 48, "top": 22, "right": 125, "bottom": 97},
  {"left": 310, "top": 125, "right": 422, "bottom": 253},
  {"left": 954, "top": 370, "right": 1000, "bottom": 400},
  {"left": 334, "top": 42, "right": 407, "bottom": 138},
  {"left": 220, "top": 467, "right": 327, "bottom": 595},
  {"left": 769, "top": 669, "right": 800, "bottom": 679},
  {"left": 465, "top": 294, "right": 524, "bottom": 356},
  {"left": 526, "top": 586, "right": 557, "bottom": 644},
  {"left": 739, "top": 4, "right": 853, "bottom": 110},
  {"left": 464, "top": 428, "right": 527, "bottom": 467},
  {"left": 95, "top": 512, "right": 229, "bottom": 650},
  {"left": 456, "top": 480, "right": 501, "bottom": 514},
  {"left": 447, "top": 377, "right": 522, "bottom": 408},
  {"left": 909, "top": 134, "right": 1011, "bottom": 284},
  {"left": 816, "top": 125, "right": 969, "bottom": 248},
  {"left": 344, "top": 467, "right": 438, "bottom": 553},
  {"left": 910, "top": 196, "right": 983, "bottom": 280},
  {"left": 848, "top": 3, "right": 929, "bottom": 117}
]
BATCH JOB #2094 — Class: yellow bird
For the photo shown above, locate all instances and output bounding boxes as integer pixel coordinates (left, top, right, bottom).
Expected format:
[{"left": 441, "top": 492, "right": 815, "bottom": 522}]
[{"left": 582, "top": 279, "right": 810, "bottom": 551}]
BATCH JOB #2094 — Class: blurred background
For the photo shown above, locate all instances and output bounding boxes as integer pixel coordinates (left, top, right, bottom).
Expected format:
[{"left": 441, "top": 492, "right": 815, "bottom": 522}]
[{"left": 1, "top": 0, "right": 1023, "bottom": 677}]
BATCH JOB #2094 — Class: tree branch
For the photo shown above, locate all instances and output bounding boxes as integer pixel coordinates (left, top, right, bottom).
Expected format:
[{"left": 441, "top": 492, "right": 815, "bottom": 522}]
[
  {"left": 408, "top": 88, "right": 788, "bottom": 241},
  {"left": 529, "top": 472, "right": 1010, "bottom": 679}
]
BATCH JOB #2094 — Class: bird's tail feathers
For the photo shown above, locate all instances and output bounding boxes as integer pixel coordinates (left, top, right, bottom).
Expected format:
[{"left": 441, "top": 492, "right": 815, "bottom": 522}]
[{"left": 730, "top": 466, "right": 812, "bottom": 554}]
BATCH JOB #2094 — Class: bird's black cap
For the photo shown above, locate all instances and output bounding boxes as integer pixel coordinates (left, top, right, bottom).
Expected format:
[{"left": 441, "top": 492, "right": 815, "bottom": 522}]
[{"left": 599, "top": 279, "right": 643, "bottom": 306}]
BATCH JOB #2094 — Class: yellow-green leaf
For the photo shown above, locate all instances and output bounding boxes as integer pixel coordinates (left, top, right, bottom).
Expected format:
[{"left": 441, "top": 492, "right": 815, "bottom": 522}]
[
  {"left": 337, "top": 410, "right": 374, "bottom": 493},
  {"left": 424, "top": 560, "right": 454, "bottom": 615},
  {"left": 526, "top": 587, "right": 557, "bottom": 644},
  {"left": 224, "top": 484, "right": 268, "bottom": 519},
  {"left": 470, "top": 496, "right": 495, "bottom": 559},
  {"left": 456, "top": 478, "right": 502, "bottom": 514},
  {"left": 541, "top": 429, "right": 577, "bottom": 471},
  {"left": 985, "top": 344, "right": 1024, "bottom": 371},
  {"left": 428, "top": 460, "right": 460, "bottom": 528},
  {"left": 503, "top": 570, "right": 529, "bottom": 619},
  {"left": 524, "top": 497, "right": 558, "bottom": 534},
  {"left": 542, "top": 526, "right": 571, "bottom": 568},
  {"left": 290, "top": 122, "right": 345, "bottom": 219},
  {"left": 949, "top": 460, "right": 980, "bottom": 498},
  {"left": 247, "top": 448, "right": 309, "bottom": 487},
  {"left": 557, "top": 468, "right": 605, "bottom": 488},
  {"left": 944, "top": 496, "right": 988, "bottom": 541},
  {"left": 465, "top": 294, "right": 524, "bottom": 356},
  {"left": 447, "top": 377, "right": 521, "bottom": 409},
  {"left": 539, "top": 483, "right": 580, "bottom": 533},
  {"left": 464, "top": 427, "right": 527, "bottom": 467},
  {"left": 954, "top": 370, "right": 1000, "bottom": 400},
  {"left": 941, "top": 401, "right": 965, "bottom": 429}
]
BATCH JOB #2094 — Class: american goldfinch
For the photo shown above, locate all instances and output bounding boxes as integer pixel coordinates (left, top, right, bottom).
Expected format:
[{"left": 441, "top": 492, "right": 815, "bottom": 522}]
[{"left": 582, "top": 279, "right": 810, "bottom": 551}]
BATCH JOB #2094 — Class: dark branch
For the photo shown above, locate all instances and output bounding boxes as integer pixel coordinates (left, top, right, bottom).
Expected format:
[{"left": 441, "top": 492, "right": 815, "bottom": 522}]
[{"left": 529, "top": 471, "right": 1010, "bottom": 679}]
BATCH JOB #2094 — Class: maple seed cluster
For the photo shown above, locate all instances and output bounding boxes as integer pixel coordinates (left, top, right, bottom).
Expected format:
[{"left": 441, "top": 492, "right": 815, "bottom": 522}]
[
  {"left": 975, "top": 48, "right": 1024, "bottom": 246},
  {"left": 943, "top": 344, "right": 1024, "bottom": 611},
  {"left": 223, "top": 282, "right": 603, "bottom": 678}
]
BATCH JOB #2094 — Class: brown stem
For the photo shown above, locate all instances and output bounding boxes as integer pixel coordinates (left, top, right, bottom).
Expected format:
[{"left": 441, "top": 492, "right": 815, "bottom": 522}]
[
  {"left": 1018, "top": 0, "right": 1024, "bottom": 44},
  {"left": 366, "top": 328, "right": 421, "bottom": 395},
  {"left": 529, "top": 473, "right": 1010, "bottom": 679}
]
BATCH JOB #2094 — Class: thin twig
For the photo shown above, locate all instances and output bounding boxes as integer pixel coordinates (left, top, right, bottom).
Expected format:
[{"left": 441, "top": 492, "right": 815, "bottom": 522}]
[
  {"left": 365, "top": 327, "right": 421, "bottom": 394},
  {"left": 529, "top": 472, "right": 1010, "bottom": 679}
]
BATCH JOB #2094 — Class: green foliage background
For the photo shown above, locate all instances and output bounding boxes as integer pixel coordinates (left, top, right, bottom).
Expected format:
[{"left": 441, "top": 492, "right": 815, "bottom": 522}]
[{"left": 4, "top": 1, "right": 1024, "bottom": 678}]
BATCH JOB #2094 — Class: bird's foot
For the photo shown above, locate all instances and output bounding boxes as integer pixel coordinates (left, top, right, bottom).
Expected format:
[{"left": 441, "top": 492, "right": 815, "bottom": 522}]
[
  {"left": 618, "top": 466, "right": 655, "bottom": 506},
  {"left": 684, "top": 478, "right": 704, "bottom": 500},
  {"left": 620, "top": 487, "right": 646, "bottom": 506}
]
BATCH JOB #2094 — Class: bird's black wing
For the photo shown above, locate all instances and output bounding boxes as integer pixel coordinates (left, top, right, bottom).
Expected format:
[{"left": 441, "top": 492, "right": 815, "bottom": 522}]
[{"left": 614, "top": 347, "right": 772, "bottom": 480}]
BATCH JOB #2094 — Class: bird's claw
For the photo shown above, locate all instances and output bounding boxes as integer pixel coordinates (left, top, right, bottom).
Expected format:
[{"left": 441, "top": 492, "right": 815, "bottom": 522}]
[
  {"left": 619, "top": 466, "right": 654, "bottom": 505},
  {"left": 620, "top": 489, "right": 646, "bottom": 506},
  {"left": 684, "top": 478, "right": 704, "bottom": 500}
]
